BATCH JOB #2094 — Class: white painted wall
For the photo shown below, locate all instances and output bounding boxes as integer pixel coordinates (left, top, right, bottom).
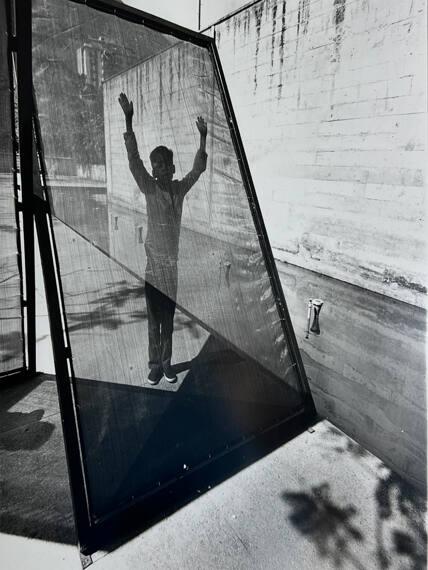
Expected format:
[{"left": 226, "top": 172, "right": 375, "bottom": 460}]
[{"left": 207, "top": 0, "right": 427, "bottom": 307}]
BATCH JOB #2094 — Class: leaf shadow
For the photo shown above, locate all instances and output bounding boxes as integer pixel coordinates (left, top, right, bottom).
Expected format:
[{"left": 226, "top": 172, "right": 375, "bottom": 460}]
[{"left": 282, "top": 482, "right": 365, "bottom": 569}]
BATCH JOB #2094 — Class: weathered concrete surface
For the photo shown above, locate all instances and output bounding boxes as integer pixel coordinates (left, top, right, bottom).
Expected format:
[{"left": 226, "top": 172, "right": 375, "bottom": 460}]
[
  {"left": 278, "top": 261, "right": 426, "bottom": 493},
  {"left": 206, "top": 0, "right": 427, "bottom": 307},
  {"left": 1, "top": 376, "right": 426, "bottom": 569}
]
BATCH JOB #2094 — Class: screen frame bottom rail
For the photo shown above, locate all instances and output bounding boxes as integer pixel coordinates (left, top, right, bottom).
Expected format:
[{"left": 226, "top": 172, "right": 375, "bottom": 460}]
[{"left": 79, "top": 405, "right": 318, "bottom": 555}]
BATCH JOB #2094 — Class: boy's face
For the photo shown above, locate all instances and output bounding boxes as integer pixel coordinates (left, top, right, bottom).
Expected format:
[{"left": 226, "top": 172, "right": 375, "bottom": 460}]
[{"left": 150, "top": 155, "right": 174, "bottom": 182}]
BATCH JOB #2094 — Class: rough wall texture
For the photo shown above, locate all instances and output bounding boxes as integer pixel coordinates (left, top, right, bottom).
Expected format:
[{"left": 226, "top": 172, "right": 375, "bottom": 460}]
[
  {"left": 208, "top": 0, "right": 427, "bottom": 307},
  {"left": 280, "top": 263, "right": 426, "bottom": 492}
]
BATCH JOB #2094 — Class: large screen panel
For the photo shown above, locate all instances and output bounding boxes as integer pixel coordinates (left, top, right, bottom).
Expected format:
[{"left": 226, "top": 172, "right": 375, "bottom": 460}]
[
  {"left": 32, "top": 0, "right": 312, "bottom": 536},
  {"left": 0, "top": 0, "right": 24, "bottom": 375}
]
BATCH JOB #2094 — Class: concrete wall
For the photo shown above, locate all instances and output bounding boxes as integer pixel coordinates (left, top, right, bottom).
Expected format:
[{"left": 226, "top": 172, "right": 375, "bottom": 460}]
[
  {"left": 200, "top": 0, "right": 252, "bottom": 28},
  {"left": 279, "top": 262, "right": 426, "bottom": 492},
  {"left": 207, "top": 0, "right": 427, "bottom": 307}
]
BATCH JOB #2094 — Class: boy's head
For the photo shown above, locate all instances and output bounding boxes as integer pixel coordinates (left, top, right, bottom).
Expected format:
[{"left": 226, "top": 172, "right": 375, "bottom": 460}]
[{"left": 150, "top": 146, "right": 175, "bottom": 182}]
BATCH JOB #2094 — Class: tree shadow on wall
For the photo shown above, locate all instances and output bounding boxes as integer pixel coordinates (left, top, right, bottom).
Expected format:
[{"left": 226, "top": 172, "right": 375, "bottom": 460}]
[
  {"left": 66, "top": 281, "right": 147, "bottom": 333},
  {"left": 64, "top": 279, "right": 203, "bottom": 339},
  {"left": 282, "top": 483, "right": 365, "bottom": 569}
]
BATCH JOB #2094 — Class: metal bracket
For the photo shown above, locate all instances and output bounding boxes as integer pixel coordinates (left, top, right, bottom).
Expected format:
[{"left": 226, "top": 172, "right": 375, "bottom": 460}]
[{"left": 80, "top": 553, "right": 93, "bottom": 569}]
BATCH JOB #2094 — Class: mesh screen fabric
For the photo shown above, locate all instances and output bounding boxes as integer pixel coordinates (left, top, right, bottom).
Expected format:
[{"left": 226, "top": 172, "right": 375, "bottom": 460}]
[
  {"left": 33, "top": 0, "right": 307, "bottom": 521},
  {"left": 0, "top": 0, "right": 24, "bottom": 374},
  {"left": 105, "top": 41, "right": 297, "bottom": 383}
]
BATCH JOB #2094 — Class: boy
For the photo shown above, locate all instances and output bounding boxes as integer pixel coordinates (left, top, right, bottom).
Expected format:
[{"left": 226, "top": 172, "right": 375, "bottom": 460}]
[{"left": 118, "top": 92, "right": 208, "bottom": 385}]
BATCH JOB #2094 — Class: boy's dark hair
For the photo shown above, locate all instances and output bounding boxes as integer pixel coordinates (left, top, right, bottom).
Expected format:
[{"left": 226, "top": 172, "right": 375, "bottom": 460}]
[{"left": 150, "top": 145, "right": 174, "bottom": 166}]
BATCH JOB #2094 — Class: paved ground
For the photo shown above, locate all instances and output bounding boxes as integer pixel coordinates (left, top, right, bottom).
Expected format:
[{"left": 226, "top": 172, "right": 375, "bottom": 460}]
[{"left": 0, "top": 374, "right": 426, "bottom": 569}]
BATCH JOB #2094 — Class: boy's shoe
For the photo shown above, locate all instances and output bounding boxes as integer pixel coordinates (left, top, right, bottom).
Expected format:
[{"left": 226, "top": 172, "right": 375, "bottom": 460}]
[
  {"left": 147, "top": 367, "right": 163, "bottom": 385},
  {"left": 163, "top": 366, "right": 177, "bottom": 383}
]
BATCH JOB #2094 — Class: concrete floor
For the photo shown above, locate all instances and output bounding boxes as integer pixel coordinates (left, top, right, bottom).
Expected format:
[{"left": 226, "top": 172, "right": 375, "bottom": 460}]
[{"left": 0, "top": 374, "right": 426, "bottom": 570}]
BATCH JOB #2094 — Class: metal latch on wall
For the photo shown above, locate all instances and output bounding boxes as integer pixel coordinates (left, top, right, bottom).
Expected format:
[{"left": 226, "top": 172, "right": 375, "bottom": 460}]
[{"left": 305, "top": 298, "right": 324, "bottom": 339}]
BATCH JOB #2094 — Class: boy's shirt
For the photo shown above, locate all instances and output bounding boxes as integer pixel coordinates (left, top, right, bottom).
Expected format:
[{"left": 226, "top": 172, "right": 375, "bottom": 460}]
[{"left": 124, "top": 130, "right": 207, "bottom": 265}]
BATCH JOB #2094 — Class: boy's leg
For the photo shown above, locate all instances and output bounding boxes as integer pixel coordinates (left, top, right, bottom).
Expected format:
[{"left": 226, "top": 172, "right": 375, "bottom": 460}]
[
  {"left": 145, "top": 281, "right": 162, "bottom": 376},
  {"left": 160, "top": 263, "right": 178, "bottom": 377},
  {"left": 160, "top": 293, "right": 176, "bottom": 375}
]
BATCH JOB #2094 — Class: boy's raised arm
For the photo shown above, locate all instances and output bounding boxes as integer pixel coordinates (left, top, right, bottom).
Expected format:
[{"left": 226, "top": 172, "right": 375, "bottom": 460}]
[
  {"left": 179, "top": 116, "right": 208, "bottom": 196},
  {"left": 119, "top": 92, "right": 134, "bottom": 134},
  {"left": 196, "top": 116, "right": 207, "bottom": 154},
  {"left": 119, "top": 92, "right": 152, "bottom": 192}
]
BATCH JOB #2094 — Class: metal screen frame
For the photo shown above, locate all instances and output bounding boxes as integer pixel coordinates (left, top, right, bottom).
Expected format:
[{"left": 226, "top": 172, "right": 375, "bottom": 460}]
[
  {"left": 0, "top": 0, "right": 36, "bottom": 381},
  {"left": 14, "top": 0, "right": 317, "bottom": 554}
]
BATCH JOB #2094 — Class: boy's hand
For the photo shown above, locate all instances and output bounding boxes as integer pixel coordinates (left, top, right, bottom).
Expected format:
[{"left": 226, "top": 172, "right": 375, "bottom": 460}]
[
  {"left": 196, "top": 116, "right": 207, "bottom": 137},
  {"left": 119, "top": 92, "right": 134, "bottom": 118}
]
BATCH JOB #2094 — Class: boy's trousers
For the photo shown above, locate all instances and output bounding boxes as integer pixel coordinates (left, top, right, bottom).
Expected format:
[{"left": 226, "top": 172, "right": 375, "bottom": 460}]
[{"left": 145, "top": 280, "right": 176, "bottom": 371}]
